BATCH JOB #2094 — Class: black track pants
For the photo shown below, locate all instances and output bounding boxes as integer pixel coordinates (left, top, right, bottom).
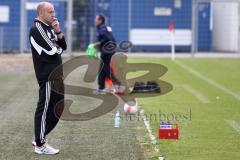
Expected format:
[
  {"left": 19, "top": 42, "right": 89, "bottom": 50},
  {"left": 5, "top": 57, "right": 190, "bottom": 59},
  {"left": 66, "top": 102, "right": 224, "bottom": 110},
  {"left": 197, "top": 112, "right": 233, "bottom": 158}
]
[
  {"left": 98, "top": 54, "right": 120, "bottom": 90},
  {"left": 34, "top": 80, "right": 64, "bottom": 146}
]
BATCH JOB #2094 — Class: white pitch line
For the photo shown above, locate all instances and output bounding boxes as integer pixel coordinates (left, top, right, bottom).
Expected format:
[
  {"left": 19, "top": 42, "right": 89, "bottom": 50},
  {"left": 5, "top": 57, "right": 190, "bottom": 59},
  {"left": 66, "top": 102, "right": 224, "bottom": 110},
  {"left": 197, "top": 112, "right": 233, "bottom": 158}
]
[
  {"left": 182, "top": 84, "right": 210, "bottom": 103},
  {"left": 225, "top": 120, "right": 240, "bottom": 134},
  {"left": 140, "top": 109, "right": 165, "bottom": 160},
  {"left": 174, "top": 60, "right": 240, "bottom": 101}
]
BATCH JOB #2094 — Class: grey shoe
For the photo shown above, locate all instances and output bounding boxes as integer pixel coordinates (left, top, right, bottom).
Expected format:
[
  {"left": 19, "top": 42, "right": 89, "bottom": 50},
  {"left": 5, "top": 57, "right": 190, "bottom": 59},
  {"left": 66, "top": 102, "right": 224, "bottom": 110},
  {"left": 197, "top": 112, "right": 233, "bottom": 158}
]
[{"left": 93, "top": 89, "right": 108, "bottom": 95}]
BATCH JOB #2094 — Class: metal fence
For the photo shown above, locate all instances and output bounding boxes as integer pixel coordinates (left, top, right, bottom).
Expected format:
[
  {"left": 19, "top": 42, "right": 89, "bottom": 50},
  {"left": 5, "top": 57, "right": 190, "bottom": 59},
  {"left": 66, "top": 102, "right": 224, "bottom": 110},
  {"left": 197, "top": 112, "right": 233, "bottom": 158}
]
[{"left": 0, "top": 0, "right": 240, "bottom": 54}]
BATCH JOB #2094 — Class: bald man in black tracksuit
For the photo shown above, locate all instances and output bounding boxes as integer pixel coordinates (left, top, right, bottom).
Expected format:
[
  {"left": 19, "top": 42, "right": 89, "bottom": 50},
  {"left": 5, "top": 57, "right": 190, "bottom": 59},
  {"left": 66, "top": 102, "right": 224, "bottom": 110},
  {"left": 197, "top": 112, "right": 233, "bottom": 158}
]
[
  {"left": 94, "top": 14, "right": 120, "bottom": 93},
  {"left": 29, "top": 2, "right": 66, "bottom": 154}
]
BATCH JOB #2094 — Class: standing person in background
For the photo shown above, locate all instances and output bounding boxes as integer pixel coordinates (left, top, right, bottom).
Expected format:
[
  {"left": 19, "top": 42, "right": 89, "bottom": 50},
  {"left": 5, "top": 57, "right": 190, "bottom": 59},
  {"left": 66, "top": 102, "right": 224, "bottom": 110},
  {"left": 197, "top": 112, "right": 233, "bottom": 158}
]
[
  {"left": 93, "top": 14, "right": 121, "bottom": 94},
  {"left": 29, "top": 2, "right": 67, "bottom": 155}
]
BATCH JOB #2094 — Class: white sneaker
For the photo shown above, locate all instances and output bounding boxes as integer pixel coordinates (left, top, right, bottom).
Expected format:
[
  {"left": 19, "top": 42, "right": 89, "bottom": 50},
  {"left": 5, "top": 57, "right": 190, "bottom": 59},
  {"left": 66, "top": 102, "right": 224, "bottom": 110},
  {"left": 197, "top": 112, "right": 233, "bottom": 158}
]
[
  {"left": 93, "top": 89, "right": 108, "bottom": 95},
  {"left": 34, "top": 143, "right": 59, "bottom": 155}
]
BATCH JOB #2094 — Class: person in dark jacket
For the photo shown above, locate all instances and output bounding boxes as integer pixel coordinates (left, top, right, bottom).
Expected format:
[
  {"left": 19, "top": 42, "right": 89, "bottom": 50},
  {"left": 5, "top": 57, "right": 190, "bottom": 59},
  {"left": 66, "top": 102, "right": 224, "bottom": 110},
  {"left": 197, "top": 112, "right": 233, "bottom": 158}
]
[
  {"left": 29, "top": 2, "right": 66, "bottom": 155},
  {"left": 93, "top": 14, "right": 120, "bottom": 94}
]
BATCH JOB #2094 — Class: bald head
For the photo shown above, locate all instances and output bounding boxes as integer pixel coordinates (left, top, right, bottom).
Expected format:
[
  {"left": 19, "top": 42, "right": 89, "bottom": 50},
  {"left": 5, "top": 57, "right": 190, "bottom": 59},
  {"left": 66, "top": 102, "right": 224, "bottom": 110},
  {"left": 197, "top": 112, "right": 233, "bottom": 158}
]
[
  {"left": 37, "top": 2, "right": 51, "bottom": 16},
  {"left": 36, "top": 2, "right": 56, "bottom": 25}
]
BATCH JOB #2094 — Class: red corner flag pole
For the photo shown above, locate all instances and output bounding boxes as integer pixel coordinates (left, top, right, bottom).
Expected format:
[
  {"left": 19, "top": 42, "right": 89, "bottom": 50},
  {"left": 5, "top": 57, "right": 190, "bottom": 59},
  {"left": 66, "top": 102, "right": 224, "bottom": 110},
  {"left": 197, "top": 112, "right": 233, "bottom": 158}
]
[{"left": 169, "top": 20, "right": 175, "bottom": 60}]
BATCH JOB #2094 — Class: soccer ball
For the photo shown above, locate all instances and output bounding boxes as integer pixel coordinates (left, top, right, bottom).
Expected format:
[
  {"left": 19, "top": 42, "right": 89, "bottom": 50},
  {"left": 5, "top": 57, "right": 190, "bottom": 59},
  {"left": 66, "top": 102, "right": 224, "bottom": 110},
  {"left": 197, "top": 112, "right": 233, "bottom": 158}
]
[{"left": 123, "top": 101, "right": 140, "bottom": 114}]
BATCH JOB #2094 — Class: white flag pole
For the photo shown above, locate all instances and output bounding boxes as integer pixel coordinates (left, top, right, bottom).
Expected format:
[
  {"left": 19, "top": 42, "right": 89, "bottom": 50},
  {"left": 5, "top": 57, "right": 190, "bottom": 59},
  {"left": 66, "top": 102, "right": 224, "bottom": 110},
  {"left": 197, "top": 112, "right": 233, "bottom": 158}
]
[
  {"left": 171, "top": 31, "right": 175, "bottom": 60},
  {"left": 169, "top": 20, "right": 175, "bottom": 60}
]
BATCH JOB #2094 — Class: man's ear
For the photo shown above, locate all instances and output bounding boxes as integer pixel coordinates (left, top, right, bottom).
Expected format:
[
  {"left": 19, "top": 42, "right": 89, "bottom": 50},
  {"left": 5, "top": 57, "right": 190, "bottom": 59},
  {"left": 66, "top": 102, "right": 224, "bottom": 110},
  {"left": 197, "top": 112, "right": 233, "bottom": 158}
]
[{"left": 39, "top": 9, "right": 44, "bottom": 16}]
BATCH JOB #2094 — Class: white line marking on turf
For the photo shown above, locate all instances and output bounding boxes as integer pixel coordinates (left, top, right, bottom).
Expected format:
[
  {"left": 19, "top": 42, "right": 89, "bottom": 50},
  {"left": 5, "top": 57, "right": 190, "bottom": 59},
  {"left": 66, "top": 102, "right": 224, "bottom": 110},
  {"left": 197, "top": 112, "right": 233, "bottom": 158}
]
[
  {"left": 225, "top": 120, "right": 240, "bottom": 134},
  {"left": 174, "top": 60, "right": 240, "bottom": 101},
  {"left": 182, "top": 84, "right": 210, "bottom": 103},
  {"left": 140, "top": 109, "right": 165, "bottom": 160}
]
